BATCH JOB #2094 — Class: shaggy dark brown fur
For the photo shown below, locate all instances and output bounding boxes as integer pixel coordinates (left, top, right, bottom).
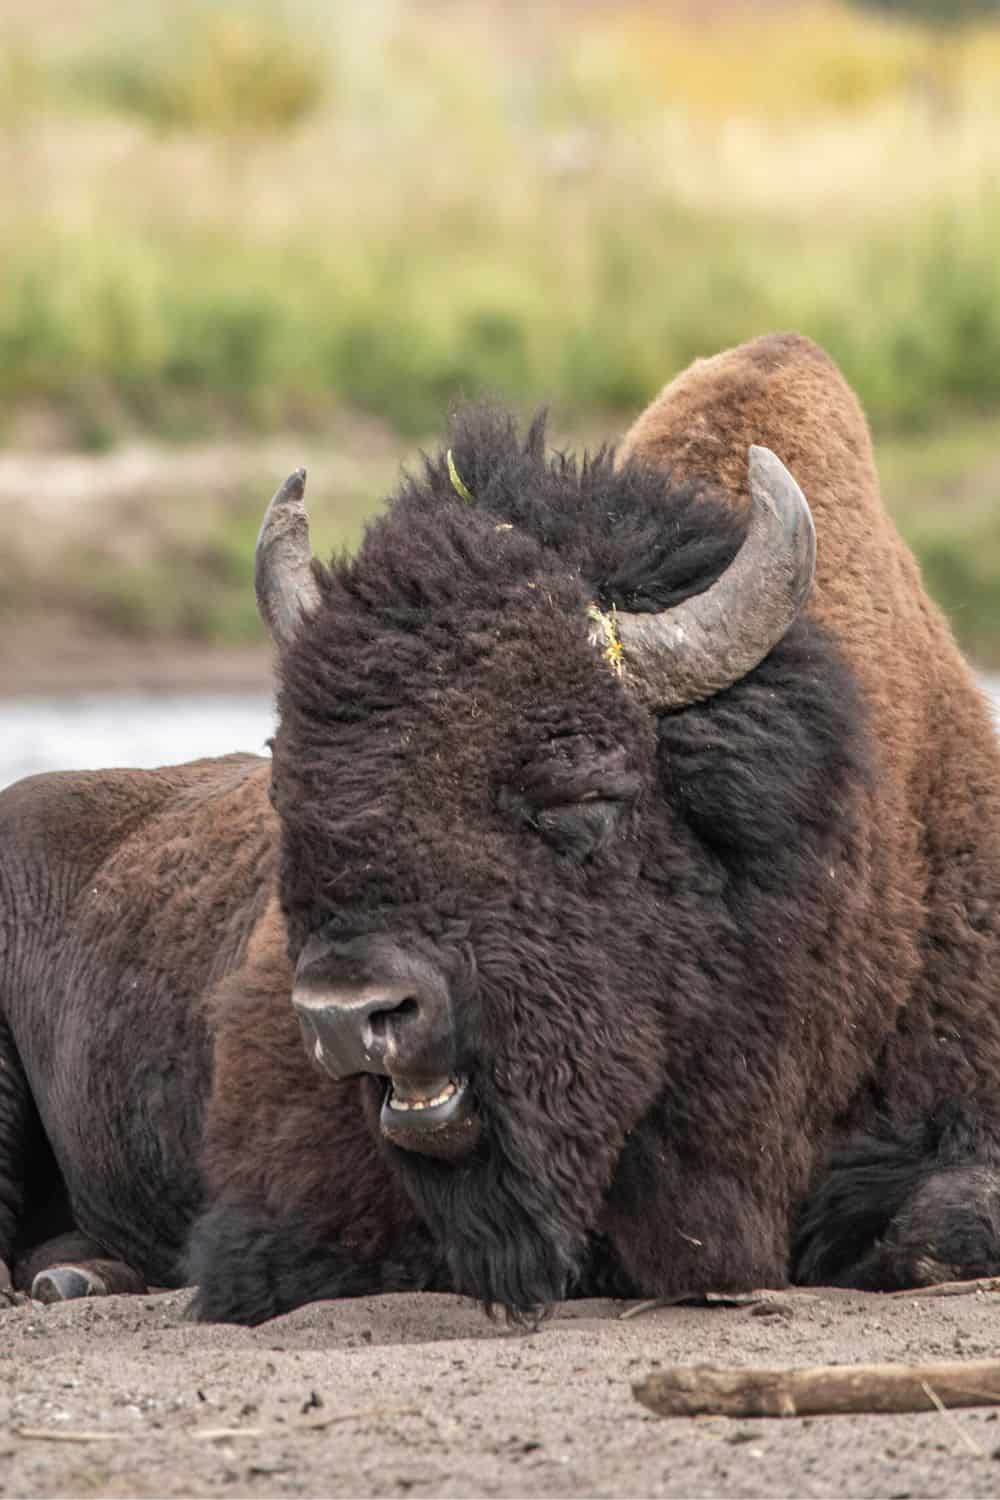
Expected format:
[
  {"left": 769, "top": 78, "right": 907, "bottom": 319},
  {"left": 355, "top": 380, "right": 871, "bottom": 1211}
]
[{"left": 3, "top": 334, "right": 1000, "bottom": 1324}]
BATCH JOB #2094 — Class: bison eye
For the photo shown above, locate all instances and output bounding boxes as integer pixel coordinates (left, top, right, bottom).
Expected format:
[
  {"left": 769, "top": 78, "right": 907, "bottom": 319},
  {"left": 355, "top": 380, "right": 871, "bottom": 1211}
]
[{"left": 532, "top": 797, "right": 631, "bottom": 860}]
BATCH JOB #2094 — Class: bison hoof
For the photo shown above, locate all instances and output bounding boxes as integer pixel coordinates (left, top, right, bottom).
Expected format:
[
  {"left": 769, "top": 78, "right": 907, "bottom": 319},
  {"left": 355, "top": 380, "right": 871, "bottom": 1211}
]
[{"left": 31, "top": 1265, "right": 108, "bottom": 1303}]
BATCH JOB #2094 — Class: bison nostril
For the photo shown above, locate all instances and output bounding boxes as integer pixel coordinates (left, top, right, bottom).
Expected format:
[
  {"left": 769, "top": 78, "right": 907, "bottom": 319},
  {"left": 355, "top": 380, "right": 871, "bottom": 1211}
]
[
  {"left": 292, "top": 949, "right": 453, "bottom": 1080},
  {"left": 370, "top": 995, "right": 420, "bottom": 1039}
]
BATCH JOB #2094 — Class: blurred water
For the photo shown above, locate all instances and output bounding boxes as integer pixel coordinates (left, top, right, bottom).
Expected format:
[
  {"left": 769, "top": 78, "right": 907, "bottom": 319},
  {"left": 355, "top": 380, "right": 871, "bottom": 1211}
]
[
  {"left": 0, "top": 692, "right": 276, "bottom": 790},
  {"left": 0, "top": 679, "right": 998, "bottom": 791}
]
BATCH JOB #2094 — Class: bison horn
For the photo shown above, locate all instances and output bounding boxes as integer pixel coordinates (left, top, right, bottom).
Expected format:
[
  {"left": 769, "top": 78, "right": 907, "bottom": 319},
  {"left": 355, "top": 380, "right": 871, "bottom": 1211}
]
[
  {"left": 255, "top": 468, "right": 321, "bottom": 650},
  {"left": 614, "top": 446, "right": 816, "bottom": 710}
]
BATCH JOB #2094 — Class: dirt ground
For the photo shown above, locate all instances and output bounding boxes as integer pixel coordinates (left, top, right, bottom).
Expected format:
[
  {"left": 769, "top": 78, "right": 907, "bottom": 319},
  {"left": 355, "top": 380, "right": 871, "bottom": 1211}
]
[{"left": 4, "top": 1285, "right": 1000, "bottom": 1499}]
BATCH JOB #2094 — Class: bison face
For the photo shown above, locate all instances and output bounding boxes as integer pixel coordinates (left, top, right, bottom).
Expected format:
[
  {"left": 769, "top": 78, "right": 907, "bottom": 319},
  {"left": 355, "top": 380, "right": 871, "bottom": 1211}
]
[
  {"left": 292, "top": 926, "right": 481, "bottom": 1157},
  {"left": 290, "top": 729, "right": 646, "bottom": 1165},
  {"left": 256, "top": 412, "right": 815, "bottom": 1317}
]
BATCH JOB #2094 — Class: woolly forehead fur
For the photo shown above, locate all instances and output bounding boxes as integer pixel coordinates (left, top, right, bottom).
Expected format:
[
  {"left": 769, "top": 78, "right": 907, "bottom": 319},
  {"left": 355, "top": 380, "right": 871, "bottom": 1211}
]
[
  {"left": 270, "top": 404, "right": 748, "bottom": 937},
  {"left": 307, "top": 403, "right": 747, "bottom": 654}
]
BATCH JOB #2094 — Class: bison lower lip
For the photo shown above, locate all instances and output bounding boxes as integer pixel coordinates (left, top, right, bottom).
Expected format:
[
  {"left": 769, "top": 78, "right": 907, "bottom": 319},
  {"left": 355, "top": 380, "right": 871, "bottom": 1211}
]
[{"left": 379, "top": 1075, "right": 479, "bottom": 1157}]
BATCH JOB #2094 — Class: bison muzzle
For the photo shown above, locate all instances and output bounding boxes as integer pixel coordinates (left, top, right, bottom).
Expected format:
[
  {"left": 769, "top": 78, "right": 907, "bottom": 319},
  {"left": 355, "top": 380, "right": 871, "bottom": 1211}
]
[{"left": 291, "top": 931, "right": 479, "bottom": 1156}]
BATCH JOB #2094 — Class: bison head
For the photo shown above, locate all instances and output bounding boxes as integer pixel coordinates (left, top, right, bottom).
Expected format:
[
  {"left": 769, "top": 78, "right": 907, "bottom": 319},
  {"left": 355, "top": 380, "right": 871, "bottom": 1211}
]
[{"left": 255, "top": 409, "right": 818, "bottom": 1317}]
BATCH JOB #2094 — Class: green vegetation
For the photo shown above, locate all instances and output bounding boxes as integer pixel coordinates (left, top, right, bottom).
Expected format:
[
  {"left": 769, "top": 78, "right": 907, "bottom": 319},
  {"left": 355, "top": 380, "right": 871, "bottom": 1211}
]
[
  {"left": 854, "top": 0, "right": 1000, "bottom": 23},
  {"left": 879, "top": 419, "right": 1000, "bottom": 664},
  {"left": 2, "top": 0, "right": 1000, "bottom": 663},
  {"left": 2, "top": 1, "right": 1000, "bottom": 445},
  {"left": 70, "top": 6, "right": 327, "bottom": 136},
  {"left": 6, "top": 200, "right": 998, "bottom": 448}
]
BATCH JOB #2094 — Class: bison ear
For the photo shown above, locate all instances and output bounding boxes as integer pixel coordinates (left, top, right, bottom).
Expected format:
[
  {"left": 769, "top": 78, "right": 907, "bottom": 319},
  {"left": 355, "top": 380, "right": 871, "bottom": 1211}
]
[
  {"left": 255, "top": 469, "right": 321, "bottom": 651},
  {"left": 611, "top": 446, "right": 816, "bottom": 710}
]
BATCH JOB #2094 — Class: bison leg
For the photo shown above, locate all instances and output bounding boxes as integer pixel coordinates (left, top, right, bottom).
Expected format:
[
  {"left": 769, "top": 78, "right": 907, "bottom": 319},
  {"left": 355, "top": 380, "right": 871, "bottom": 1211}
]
[
  {"left": 14, "top": 1231, "right": 148, "bottom": 1303},
  {"left": 0, "top": 1258, "right": 26, "bottom": 1306},
  {"left": 793, "top": 1097, "right": 1000, "bottom": 1290},
  {"left": 185, "top": 1199, "right": 446, "bottom": 1325},
  {"left": 31, "top": 1262, "right": 147, "bottom": 1303},
  {"left": 0, "top": 1017, "right": 61, "bottom": 1302},
  {"left": 0, "top": 1026, "right": 138, "bottom": 1307}
]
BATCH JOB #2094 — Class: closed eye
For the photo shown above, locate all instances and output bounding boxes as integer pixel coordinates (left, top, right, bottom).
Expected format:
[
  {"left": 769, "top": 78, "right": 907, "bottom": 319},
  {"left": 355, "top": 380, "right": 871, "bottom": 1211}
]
[{"left": 532, "top": 797, "right": 632, "bottom": 859}]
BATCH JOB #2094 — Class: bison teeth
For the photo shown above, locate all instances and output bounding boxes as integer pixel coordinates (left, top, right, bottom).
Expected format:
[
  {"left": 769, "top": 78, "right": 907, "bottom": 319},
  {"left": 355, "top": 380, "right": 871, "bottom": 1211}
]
[{"left": 387, "top": 1080, "right": 458, "bottom": 1111}]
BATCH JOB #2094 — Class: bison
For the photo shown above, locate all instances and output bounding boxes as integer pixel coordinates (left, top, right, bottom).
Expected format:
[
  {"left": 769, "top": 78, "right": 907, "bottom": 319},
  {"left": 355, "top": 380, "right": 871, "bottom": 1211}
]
[{"left": 3, "top": 332, "right": 1000, "bottom": 1325}]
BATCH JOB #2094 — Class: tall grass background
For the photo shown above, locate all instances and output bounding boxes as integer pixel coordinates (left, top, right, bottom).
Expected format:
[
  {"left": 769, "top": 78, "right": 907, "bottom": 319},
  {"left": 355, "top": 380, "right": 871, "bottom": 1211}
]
[{"left": 3, "top": 0, "right": 1000, "bottom": 660}]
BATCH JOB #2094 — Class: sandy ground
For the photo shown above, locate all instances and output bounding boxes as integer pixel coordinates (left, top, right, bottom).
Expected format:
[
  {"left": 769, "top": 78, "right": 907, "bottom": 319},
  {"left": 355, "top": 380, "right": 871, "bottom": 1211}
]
[{"left": 4, "top": 1285, "right": 1000, "bottom": 1499}]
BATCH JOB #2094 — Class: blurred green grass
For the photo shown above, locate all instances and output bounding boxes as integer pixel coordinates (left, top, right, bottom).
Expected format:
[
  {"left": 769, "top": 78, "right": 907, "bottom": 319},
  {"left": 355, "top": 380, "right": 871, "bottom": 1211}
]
[
  {"left": 2, "top": 0, "right": 1000, "bottom": 662},
  {"left": 3, "top": 1, "right": 1000, "bottom": 443},
  {"left": 879, "top": 419, "right": 1000, "bottom": 664}
]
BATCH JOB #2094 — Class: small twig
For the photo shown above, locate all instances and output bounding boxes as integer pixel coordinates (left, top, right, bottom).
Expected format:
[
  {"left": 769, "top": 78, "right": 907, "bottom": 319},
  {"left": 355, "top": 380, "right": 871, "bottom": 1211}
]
[
  {"left": 890, "top": 1276, "right": 1000, "bottom": 1300},
  {"left": 15, "top": 1404, "right": 426, "bottom": 1449},
  {"left": 301, "top": 1403, "right": 422, "bottom": 1431},
  {"left": 194, "top": 1427, "right": 265, "bottom": 1441},
  {"left": 620, "top": 1291, "right": 763, "bottom": 1321},
  {"left": 921, "top": 1381, "right": 986, "bottom": 1458},
  {"left": 193, "top": 1405, "right": 423, "bottom": 1441},
  {"left": 14, "top": 1427, "right": 121, "bottom": 1444},
  {"left": 620, "top": 1297, "right": 679, "bottom": 1320}
]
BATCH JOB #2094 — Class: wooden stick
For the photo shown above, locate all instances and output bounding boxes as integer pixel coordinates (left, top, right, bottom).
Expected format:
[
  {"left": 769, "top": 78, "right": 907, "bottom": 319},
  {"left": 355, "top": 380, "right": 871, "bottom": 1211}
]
[
  {"left": 889, "top": 1276, "right": 1000, "bottom": 1300},
  {"left": 634, "top": 1358, "right": 1000, "bottom": 1419}
]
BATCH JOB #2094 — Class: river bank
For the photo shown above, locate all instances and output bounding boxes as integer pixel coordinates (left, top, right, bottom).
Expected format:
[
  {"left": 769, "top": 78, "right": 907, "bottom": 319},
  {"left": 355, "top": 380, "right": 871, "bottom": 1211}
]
[{"left": 3, "top": 412, "right": 1000, "bottom": 702}]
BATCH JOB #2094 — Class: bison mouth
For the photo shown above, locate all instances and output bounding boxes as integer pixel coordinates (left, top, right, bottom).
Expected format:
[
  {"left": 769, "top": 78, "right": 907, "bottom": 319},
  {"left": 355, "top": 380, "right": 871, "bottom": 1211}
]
[{"left": 379, "top": 1074, "right": 481, "bottom": 1158}]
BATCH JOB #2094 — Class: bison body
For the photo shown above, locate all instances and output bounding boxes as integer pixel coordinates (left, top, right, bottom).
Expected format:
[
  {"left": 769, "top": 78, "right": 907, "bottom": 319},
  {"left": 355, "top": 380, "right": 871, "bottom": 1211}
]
[{"left": 4, "top": 333, "right": 1000, "bottom": 1323}]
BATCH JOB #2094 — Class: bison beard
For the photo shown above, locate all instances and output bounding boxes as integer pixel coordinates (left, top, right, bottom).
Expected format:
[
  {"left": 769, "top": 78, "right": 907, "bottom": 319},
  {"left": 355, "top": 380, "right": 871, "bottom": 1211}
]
[
  {"left": 387, "top": 1136, "right": 585, "bottom": 1319},
  {"left": 6, "top": 334, "right": 1000, "bottom": 1324},
  {"left": 373, "top": 932, "right": 664, "bottom": 1318}
]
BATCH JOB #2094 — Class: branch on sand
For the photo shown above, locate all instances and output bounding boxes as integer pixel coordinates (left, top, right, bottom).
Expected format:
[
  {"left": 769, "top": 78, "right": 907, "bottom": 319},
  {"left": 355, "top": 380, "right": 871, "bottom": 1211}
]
[
  {"left": 633, "top": 1358, "right": 1000, "bottom": 1419},
  {"left": 889, "top": 1275, "right": 1000, "bottom": 1299}
]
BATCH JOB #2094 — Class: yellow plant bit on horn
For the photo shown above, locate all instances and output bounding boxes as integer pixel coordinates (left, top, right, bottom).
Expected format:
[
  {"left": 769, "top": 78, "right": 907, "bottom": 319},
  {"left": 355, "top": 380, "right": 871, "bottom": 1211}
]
[
  {"left": 447, "top": 450, "right": 475, "bottom": 504},
  {"left": 587, "top": 603, "right": 624, "bottom": 677}
]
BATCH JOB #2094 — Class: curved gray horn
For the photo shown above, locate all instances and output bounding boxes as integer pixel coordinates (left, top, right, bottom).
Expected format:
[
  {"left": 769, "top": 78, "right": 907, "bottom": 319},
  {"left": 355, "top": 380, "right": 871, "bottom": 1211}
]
[
  {"left": 255, "top": 468, "right": 321, "bottom": 650},
  {"left": 613, "top": 445, "right": 816, "bottom": 710}
]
